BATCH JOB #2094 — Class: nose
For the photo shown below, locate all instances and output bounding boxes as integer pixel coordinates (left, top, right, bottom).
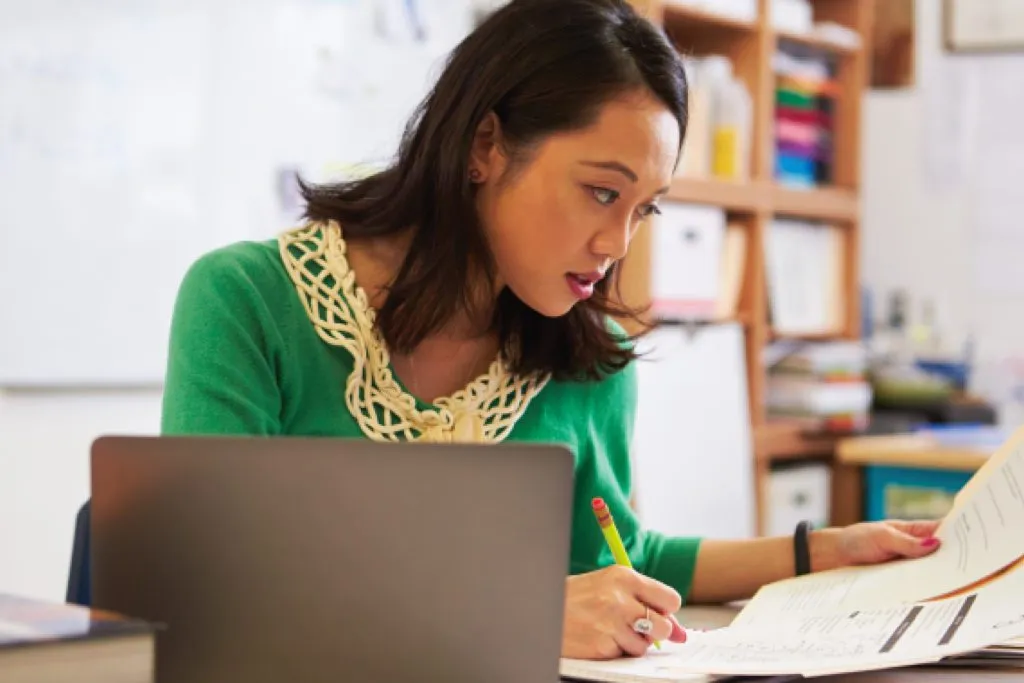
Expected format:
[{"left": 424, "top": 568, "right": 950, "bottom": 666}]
[{"left": 591, "top": 216, "right": 633, "bottom": 262}]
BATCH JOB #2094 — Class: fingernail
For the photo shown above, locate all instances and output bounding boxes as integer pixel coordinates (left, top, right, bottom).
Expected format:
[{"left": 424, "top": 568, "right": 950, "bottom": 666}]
[
  {"left": 670, "top": 618, "right": 687, "bottom": 643},
  {"left": 922, "top": 537, "right": 939, "bottom": 548}
]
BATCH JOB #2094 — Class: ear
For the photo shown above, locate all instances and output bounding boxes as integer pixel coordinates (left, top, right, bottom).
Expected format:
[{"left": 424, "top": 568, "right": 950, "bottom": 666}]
[{"left": 468, "top": 111, "right": 505, "bottom": 183}]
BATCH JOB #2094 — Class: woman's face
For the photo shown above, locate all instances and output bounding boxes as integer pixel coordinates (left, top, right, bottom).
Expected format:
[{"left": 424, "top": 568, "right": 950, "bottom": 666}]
[{"left": 472, "top": 92, "right": 679, "bottom": 317}]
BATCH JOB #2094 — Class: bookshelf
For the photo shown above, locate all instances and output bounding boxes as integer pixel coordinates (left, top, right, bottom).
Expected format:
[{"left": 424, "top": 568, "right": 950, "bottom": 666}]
[{"left": 622, "top": 0, "right": 873, "bottom": 534}]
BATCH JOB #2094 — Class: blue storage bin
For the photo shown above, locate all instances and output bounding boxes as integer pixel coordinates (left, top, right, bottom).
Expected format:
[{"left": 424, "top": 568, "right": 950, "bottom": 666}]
[{"left": 864, "top": 465, "right": 974, "bottom": 522}]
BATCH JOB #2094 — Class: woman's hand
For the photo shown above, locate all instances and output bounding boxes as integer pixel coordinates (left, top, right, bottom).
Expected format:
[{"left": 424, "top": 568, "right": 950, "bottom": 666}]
[
  {"left": 562, "top": 566, "right": 687, "bottom": 660},
  {"left": 828, "top": 519, "right": 942, "bottom": 568}
]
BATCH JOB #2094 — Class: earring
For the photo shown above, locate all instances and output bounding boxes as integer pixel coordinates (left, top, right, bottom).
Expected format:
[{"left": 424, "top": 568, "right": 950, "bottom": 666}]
[{"left": 469, "top": 168, "right": 482, "bottom": 182}]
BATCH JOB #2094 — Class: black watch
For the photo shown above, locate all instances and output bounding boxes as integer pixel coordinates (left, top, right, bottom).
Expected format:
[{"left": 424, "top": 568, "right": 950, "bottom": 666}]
[{"left": 794, "top": 520, "right": 813, "bottom": 576}]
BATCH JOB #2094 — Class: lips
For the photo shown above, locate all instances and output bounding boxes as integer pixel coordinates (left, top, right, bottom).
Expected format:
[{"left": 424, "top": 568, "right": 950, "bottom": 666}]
[
  {"left": 566, "top": 271, "right": 604, "bottom": 300},
  {"left": 568, "top": 271, "right": 603, "bottom": 286}
]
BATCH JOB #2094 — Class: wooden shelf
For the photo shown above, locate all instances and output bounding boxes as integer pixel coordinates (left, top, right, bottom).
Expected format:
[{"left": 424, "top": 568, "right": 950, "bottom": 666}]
[
  {"left": 755, "top": 419, "right": 842, "bottom": 461},
  {"left": 770, "top": 329, "right": 847, "bottom": 342},
  {"left": 771, "top": 185, "right": 859, "bottom": 222},
  {"left": 666, "top": 180, "right": 860, "bottom": 222},
  {"left": 625, "top": 0, "right": 873, "bottom": 535},
  {"left": 837, "top": 434, "right": 993, "bottom": 472},
  {"left": 661, "top": 3, "right": 757, "bottom": 34},
  {"left": 775, "top": 30, "right": 862, "bottom": 56},
  {"left": 655, "top": 311, "right": 753, "bottom": 329},
  {"left": 666, "top": 177, "right": 761, "bottom": 212}
]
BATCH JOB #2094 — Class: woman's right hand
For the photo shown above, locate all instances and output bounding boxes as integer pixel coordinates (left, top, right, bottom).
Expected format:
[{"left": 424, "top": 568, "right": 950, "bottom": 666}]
[{"left": 562, "top": 565, "right": 688, "bottom": 660}]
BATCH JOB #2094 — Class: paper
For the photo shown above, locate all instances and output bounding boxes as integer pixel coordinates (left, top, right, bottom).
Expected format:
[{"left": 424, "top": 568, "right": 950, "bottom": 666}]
[
  {"left": 934, "top": 435, "right": 1024, "bottom": 582},
  {"left": 561, "top": 562, "right": 1024, "bottom": 681},
  {"left": 559, "top": 654, "right": 725, "bottom": 683},
  {"left": 652, "top": 600, "right": 973, "bottom": 677},
  {"left": 728, "top": 428, "right": 1024, "bottom": 619},
  {"left": 560, "top": 427, "right": 1024, "bottom": 681},
  {"left": 667, "top": 565, "right": 1024, "bottom": 677}
]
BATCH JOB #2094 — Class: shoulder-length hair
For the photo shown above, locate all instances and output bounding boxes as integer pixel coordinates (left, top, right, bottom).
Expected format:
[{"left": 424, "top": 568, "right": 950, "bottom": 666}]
[{"left": 300, "top": 0, "right": 687, "bottom": 381}]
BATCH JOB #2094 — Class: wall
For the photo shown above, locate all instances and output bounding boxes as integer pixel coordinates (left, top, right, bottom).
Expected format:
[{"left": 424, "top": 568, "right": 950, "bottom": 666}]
[
  {"left": 6, "top": 0, "right": 1024, "bottom": 604},
  {"left": 861, "top": 0, "right": 1024, "bottom": 421},
  {"left": 0, "top": 0, "right": 479, "bottom": 603},
  {"left": 0, "top": 391, "right": 161, "bottom": 600}
]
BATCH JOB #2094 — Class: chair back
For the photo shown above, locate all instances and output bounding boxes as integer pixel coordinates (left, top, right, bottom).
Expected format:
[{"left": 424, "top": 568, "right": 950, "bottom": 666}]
[{"left": 66, "top": 500, "right": 91, "bottom": 606}]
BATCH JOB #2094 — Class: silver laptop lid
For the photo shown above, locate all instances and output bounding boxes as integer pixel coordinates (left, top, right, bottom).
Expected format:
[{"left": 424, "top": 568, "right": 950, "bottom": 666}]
[{"left": 91, "top": 435, "right": 573, "bottom": 683}]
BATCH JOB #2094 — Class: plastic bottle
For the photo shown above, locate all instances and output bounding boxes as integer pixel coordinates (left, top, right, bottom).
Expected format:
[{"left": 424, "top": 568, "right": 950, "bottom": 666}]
[
  {"left": 711, "top": 72, "right": 752, "bottom": 180},
  {"left": 699, "top": 55, "right": 751, "bottom": 181}
]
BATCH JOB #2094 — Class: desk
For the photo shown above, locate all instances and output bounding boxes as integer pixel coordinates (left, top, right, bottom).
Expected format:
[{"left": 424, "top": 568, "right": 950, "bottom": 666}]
[
  {"left": 675, "top": 604, "right": 1019, "bottom": 682},
  {"left": 830, "top": 434, "right": 993, "bottom": 525}
]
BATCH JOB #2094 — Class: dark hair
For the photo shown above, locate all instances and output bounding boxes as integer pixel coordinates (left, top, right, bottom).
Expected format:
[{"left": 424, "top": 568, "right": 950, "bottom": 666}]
[{"left": 299, "top": 0, "right": 687, "bottom": 381}]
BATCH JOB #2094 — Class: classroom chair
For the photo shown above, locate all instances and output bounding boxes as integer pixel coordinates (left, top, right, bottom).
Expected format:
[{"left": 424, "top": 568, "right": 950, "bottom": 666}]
[{"left": 66, "top": 500, "right": 92, "bottom": 606}]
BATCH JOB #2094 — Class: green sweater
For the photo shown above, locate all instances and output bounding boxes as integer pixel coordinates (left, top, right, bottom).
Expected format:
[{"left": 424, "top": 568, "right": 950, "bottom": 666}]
[{"left": 161, "top": 233, "right": 701, "bottom": 598}]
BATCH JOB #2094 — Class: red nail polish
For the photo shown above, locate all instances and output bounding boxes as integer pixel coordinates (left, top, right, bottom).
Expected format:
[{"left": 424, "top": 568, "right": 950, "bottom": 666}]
[{"left": 922, "top": 537, "right": 939, "bottom": 548}]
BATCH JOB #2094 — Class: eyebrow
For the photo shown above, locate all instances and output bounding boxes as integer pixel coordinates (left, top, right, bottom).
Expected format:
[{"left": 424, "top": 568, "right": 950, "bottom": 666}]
[{"left": 580, "top": 160, "right": 671, "bottom": 195}]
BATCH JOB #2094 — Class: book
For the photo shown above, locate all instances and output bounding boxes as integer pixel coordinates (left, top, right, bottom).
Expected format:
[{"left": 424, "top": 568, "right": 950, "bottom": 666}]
[
  {"left": 764, "top": 219, "right": 845, "bottom": 336},
  {"left": 713, "top": 223, "right": 747, "bottom": 321},
  {"left": 0, "top": 593, "right": 155, "bottom": 683},
  {"left": 560, "top": 426, "right": 1024, "bottom": 681}
]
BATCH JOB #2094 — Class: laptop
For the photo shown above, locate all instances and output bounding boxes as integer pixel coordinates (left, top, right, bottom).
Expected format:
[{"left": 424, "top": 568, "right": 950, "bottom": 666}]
[{"left": 90, "top": 435, "right": 574, "bottom": 683}]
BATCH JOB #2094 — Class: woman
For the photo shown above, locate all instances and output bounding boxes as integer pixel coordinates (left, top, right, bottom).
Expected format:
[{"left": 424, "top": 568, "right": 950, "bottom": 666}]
[{"left": 162, "top": 0, "right": 940, "bottom": 661}]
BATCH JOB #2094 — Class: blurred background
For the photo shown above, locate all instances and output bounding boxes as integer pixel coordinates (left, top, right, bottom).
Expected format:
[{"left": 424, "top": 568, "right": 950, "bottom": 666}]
[{"left": 2, "top": 0, "right": 1024, "bottom": 603}]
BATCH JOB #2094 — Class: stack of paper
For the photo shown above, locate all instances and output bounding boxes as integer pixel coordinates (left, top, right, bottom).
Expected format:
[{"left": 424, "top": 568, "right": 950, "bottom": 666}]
[
  {"left": 766, "top": 341, "right": 872, "bottom": 432},
  {"left": 940, "top": 636, "right": 1024, "bottom": 669},
  {"left": 561, "top": 427, "right": 1024, "bottom": 681}
]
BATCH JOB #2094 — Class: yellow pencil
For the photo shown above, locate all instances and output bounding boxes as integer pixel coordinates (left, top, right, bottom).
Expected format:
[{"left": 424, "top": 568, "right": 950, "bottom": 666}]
[{"left": 591, "top": 497, "right": 661, "bottom": 649}]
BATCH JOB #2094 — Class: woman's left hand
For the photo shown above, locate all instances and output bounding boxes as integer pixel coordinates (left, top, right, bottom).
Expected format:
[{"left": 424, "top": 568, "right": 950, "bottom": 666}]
[{"left": 832, "top": 520, "right": 942, "bottom": 567}]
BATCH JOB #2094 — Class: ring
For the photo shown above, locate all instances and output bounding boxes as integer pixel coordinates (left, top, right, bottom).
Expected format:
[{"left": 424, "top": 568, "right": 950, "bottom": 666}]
[{"left": 632, "top": 606, "right": 654, "bottom": 636}]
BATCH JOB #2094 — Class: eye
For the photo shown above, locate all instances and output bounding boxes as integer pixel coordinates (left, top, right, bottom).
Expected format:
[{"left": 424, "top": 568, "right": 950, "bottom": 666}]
[
  {"left": 638, "top": 203, "right": 662, "bottom": 219},
  {"left": 589, "top": 186, "right": 619, "bottom": 206}
]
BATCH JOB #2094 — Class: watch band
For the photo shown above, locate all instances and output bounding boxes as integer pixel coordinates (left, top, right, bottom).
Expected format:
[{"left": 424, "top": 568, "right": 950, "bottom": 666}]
[{"left": 794, "top": 520, "right": 812, "bottom": 576}]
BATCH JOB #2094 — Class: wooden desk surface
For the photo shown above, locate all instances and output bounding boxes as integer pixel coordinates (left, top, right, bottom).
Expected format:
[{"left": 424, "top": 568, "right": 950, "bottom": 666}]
[
  {"left": 835, "top": 434, "right": 993, "bottom": 472},
  {"left": 673, "top": 604, "right": 1019, "bottom": 682}
]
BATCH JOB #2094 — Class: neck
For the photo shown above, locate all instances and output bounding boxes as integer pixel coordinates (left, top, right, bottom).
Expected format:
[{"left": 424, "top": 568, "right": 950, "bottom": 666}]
[{"left": 346, "top": 229, "right": 501, "bottom": 343}]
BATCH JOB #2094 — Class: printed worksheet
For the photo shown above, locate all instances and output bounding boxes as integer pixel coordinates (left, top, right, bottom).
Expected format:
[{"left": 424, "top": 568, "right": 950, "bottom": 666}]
[
  {"left": 559, "top": 428, "right": 1024, "bottom": 682},
  {"left": 732, "top": 432, "right": 1024, "bottom": 620},
  {"left": 560, "top": 565, "right": 1024, "bottom": 680}
]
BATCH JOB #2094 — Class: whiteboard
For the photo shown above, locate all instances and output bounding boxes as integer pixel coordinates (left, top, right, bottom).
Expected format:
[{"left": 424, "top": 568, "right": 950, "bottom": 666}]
[
  {"left": 631, "top": 323, "right": 756, "bottom": 540},
  {"left": 0, "top": 0, "right": 470, "bottom": 387}
]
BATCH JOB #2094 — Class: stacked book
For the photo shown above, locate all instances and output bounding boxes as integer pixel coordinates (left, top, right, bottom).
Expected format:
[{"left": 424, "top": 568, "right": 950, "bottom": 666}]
[
  {"left": 773, "top": 46, "right": 838, "bottom": 188},
  {"left": 766, "top": 341, "right": 872, "bottom": 433},
  {"left": 0, "top": 593, "right": 155, "bottom": 682}
]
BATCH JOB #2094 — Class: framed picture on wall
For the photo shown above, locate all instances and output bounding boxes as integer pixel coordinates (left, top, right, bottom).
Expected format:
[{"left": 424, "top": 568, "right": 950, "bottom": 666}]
[{"left": 945, "top": 0, "right": 1024, "bottom": 52}]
